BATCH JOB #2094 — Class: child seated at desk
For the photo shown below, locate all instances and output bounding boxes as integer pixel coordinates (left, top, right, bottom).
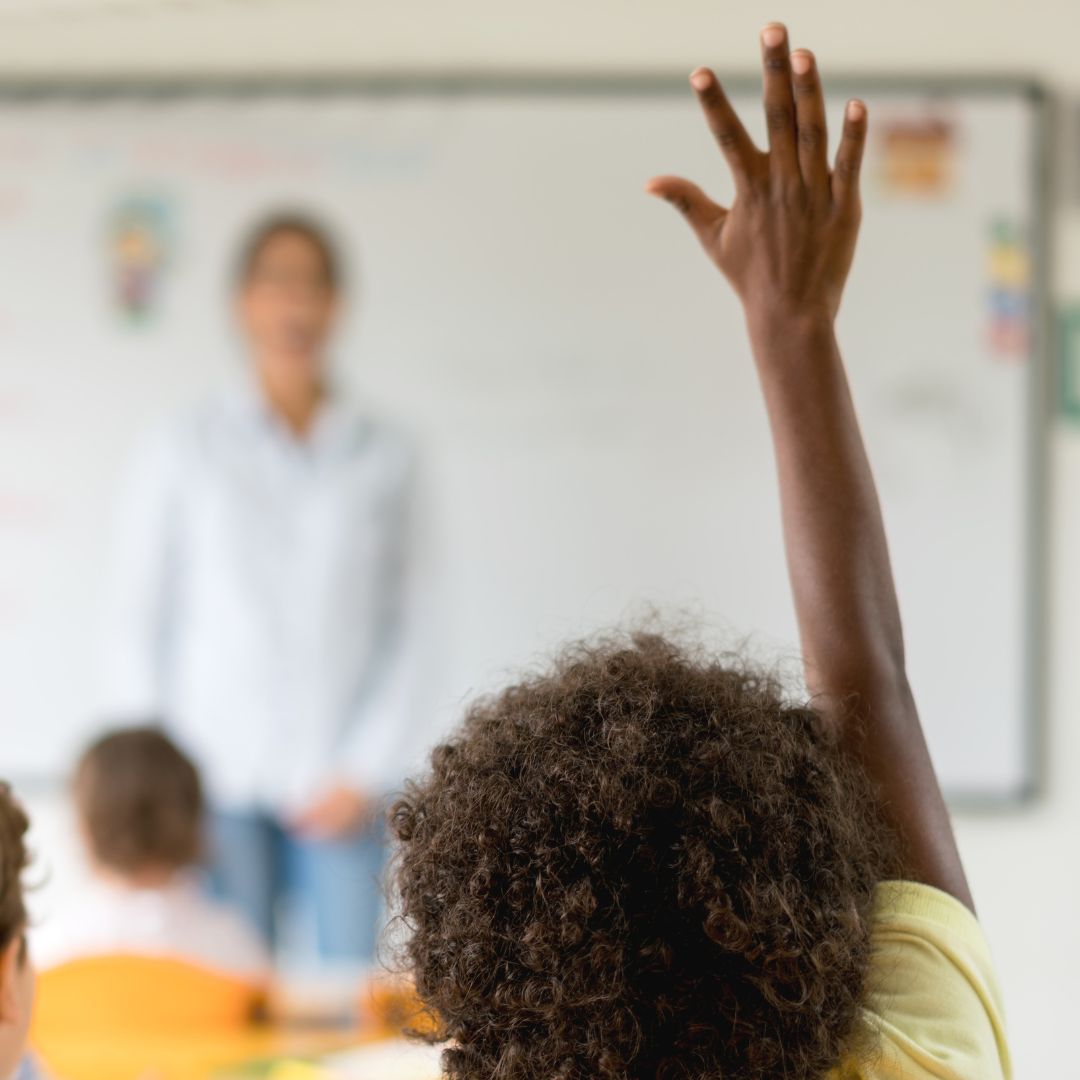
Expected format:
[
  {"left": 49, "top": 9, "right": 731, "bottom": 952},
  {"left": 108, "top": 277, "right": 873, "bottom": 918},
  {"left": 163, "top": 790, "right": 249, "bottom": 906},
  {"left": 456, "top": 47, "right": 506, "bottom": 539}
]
[{"left": 34, "top": 727, "right": 269, "bottom": 984}]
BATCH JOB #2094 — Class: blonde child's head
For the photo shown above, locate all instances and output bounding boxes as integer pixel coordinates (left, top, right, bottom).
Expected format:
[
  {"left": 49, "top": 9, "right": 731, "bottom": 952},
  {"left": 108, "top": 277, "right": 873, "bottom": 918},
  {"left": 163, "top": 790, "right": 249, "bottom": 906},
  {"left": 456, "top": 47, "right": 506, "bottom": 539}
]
[{"left": 74, "top": 728, "right": 203, "bottom": 884}]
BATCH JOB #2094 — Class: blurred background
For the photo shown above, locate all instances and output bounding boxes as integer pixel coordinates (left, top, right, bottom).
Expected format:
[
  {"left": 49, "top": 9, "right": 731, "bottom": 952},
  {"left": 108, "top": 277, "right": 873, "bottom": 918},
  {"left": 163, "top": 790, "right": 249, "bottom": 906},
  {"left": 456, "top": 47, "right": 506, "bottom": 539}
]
[{"left": 1, "top": 1, "right": 1078, "bottom": 1077}]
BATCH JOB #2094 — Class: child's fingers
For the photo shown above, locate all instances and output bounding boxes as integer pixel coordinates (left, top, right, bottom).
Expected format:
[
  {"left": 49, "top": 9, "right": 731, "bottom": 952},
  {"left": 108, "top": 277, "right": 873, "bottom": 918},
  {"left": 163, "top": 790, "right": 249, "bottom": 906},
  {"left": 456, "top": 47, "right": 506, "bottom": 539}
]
[
  {"left": 645, "top": 175, "right": 727, "bottom": 247},
  {"left": 790, "top": 49, "right": 829, "bottom": 195},
  {"left": 759, "top": 23, "right": 799, "bottom": 181},
  {"left": 688, "top": 68, "right": 757, "bottom": 190},
  {"left": 832, "top": 99, "right": 868, "bottom": 209}
]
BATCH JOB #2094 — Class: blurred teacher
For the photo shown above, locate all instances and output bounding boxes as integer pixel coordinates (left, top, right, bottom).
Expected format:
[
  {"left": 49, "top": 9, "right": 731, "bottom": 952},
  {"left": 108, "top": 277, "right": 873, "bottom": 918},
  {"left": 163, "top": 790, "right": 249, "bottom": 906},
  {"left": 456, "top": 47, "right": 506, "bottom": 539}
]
[{"left": 106, "top": 214, "right": 415, "bottom": 965}]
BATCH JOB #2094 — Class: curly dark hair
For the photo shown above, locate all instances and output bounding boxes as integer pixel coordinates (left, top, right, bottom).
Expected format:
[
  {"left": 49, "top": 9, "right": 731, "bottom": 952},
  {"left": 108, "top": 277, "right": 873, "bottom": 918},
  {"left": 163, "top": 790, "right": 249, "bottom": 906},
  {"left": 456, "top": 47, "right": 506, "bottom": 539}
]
[
  {"left": 0, "top": 782, "right": 30, "bottom": 953},
  {"left": 390, "top": 632, "right": 901, "bottom": 1080}
]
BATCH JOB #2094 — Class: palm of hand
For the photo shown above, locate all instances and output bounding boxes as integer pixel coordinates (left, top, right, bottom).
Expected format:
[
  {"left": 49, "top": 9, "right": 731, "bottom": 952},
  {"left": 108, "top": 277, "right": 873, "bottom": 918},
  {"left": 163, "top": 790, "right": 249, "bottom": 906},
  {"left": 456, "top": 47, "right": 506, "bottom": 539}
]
[{"left": 647, "top": 26, "right": 866, "bottom": 327}]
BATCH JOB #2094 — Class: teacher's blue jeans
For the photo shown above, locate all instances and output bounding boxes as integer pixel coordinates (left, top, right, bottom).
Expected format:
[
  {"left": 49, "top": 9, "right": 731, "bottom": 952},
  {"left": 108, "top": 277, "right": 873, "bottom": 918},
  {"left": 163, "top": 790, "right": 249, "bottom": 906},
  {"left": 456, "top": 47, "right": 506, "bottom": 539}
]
[{"left": 207, "top": 810, "right": 385, "bottom": 966}]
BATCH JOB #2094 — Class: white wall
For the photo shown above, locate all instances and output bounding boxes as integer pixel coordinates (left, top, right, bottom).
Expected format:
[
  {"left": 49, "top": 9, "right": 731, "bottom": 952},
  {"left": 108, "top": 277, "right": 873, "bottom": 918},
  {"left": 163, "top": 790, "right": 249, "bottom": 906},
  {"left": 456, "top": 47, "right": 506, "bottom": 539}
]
[
  {"left": 7, "top": 2, "right": 1079, "bottom": 1075},
  {"left": 0, "top": 0, "right": 1074, "bottom": 88}
]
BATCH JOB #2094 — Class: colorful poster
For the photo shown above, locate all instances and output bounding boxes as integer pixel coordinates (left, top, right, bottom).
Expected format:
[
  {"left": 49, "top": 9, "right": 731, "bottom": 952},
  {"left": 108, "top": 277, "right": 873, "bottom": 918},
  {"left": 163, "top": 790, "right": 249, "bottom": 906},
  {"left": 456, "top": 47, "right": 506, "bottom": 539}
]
[
  {"left": 107, "top": 193, "right": 174, "bottom": 323},
  {"left": 877, "top": 113, "right": 957, "bottom": 198},
  {"left": 985, "top": 217, "right": 1031, "bottom": 361}
]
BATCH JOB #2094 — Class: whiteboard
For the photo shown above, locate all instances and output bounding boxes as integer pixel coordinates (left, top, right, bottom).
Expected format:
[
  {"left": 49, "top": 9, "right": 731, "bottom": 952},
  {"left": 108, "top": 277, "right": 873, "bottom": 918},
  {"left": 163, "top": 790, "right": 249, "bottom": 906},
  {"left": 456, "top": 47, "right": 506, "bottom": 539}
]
[{"left": 0, "top": 78, "right": 1046, "bottom": 801}]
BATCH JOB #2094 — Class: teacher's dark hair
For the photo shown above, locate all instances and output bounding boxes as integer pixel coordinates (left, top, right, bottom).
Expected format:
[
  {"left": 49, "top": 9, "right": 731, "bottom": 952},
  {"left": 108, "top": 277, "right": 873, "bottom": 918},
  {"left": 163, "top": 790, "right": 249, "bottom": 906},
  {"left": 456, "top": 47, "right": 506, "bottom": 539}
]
[{"left": 235, "top": 212, "right": 343, "bottom": 291}]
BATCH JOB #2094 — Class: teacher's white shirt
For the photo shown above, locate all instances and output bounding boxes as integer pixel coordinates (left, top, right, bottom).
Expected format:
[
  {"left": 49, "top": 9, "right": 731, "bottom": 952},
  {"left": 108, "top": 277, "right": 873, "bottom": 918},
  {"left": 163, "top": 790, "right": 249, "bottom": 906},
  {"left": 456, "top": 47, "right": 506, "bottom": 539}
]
[{"left": 103, "top": 379, "right": 417, "bottom": 816}]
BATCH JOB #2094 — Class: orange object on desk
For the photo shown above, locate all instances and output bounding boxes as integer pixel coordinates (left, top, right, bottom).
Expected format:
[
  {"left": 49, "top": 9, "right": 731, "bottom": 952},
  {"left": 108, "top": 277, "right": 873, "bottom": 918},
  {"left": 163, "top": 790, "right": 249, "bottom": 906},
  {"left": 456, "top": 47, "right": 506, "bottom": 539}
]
[
  {"left": 357, "top": 977, "right": 438, "bottom": 1042},
  {"left": 30, "top": 955, "right": 358, "bottom": 1080},
  {"left": 33, "top": 954, "right": 265, "bottom": 1034}
]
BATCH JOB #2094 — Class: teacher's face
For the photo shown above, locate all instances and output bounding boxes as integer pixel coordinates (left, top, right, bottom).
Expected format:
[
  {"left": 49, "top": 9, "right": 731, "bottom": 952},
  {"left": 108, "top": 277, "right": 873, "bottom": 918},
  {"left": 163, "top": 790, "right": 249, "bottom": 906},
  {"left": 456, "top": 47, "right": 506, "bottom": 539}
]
[{"left": 237, "top": 230, "right": 339, "bottom": 378}]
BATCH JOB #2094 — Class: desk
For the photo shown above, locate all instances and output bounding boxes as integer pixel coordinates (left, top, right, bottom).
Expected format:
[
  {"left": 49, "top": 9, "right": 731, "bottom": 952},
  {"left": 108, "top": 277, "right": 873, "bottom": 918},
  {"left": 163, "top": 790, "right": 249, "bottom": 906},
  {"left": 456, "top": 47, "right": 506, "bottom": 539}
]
[
  {"left": 316, "top": 1040, "right": 442, "bottom": 1080},
  {"left": 35, "top": 1025, "right": 364, "bottom": 1080},
  {"left": 218, "top": 1039, "right": 443, "bottom": 1080},
  {"left": 31, "top": 962, "right": 438, "bottom": 1079},
  {"left": 35, "top": 1031, "right": 444, "bottom": 1080}
]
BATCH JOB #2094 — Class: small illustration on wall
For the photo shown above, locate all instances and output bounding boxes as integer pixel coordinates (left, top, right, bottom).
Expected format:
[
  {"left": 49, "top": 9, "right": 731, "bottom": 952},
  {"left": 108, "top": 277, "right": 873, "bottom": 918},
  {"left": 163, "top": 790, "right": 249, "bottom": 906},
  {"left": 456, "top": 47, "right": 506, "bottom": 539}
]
[
  {"left": 107, "top": 194, "right": 174, "bottom": 323},
  {"left": 877, "top": 112, "right": 957, "bottom": 198},
  {"left": 985, "top": 217, "right": 1032, "bottom": 361}
]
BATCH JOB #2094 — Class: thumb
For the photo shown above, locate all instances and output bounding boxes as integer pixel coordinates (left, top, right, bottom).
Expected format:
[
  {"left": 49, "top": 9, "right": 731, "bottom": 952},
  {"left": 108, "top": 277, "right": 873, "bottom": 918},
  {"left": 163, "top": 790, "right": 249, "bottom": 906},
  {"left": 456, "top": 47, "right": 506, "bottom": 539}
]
[{"left": 646, "top": 176, "right": 727, "bottom": 247}]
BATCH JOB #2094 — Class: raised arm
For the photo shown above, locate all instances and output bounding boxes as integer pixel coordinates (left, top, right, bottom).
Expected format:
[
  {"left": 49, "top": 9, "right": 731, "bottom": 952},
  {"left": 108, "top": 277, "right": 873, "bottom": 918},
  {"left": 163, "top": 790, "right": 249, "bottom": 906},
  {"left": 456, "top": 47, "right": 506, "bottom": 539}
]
[{"left": 647, "top": 24, "right": 972, "bottom": 909}]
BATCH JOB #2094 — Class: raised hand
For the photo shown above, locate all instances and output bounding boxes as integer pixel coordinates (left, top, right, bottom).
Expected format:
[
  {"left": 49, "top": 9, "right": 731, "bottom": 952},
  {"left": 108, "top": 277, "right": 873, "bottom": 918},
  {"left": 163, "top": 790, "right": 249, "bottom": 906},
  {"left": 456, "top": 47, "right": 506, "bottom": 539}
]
[
  {"left": 648, "top": 25, "right": 973, "bottom": 910},
  {"left": 647, "top": 23, "right": 867, "bottom": 329},
  {"left": 291, "top": 782, "right": 374, "bottom": 840}
]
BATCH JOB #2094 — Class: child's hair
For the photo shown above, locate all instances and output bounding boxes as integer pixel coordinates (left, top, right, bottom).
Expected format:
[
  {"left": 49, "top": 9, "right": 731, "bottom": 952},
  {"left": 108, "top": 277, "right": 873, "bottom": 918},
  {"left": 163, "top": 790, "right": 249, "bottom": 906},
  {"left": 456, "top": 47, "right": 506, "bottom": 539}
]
[
  {"left": 391, "top": 632, "right": 901, "bottom": 1080},
  {"left": 74, "top": 727, "right": 203, "bottom": 876},
  {"left": 235, "top": 212, "right": 342, "bottom": 291},
  {"left": 0, "top": 783, "right": 29, "bottom": 951}
]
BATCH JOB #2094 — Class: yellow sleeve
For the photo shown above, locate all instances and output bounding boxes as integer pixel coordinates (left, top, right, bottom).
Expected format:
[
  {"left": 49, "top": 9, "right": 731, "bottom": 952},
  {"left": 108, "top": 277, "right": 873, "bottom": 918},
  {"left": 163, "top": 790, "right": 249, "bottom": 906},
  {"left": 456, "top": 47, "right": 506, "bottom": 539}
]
[{"left": 838, "top": 881, "right": 1011, "bottom": 1080}]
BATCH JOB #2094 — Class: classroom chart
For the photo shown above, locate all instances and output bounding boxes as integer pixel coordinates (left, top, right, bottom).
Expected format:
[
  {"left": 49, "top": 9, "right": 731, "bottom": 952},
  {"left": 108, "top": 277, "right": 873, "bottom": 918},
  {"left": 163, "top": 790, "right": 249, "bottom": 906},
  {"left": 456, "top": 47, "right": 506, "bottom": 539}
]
[{"left": 0, "top": 78, "right": 1045, "bottom": 801}]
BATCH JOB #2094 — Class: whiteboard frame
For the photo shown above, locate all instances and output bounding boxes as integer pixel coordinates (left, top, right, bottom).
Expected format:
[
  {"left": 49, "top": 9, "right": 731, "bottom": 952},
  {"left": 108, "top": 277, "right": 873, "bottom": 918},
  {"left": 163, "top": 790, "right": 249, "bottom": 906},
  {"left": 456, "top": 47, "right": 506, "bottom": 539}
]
[{"left": 0, "top": 74, "right": 1050, "bottom": 808}]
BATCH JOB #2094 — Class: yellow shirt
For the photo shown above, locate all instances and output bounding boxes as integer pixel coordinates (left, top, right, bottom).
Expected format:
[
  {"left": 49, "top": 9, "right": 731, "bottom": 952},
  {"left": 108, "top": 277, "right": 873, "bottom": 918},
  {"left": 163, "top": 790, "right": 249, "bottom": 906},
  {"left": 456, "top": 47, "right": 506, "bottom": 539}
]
[{"left": 832, "top": 880, "right": 1011, "bottom": 1080}]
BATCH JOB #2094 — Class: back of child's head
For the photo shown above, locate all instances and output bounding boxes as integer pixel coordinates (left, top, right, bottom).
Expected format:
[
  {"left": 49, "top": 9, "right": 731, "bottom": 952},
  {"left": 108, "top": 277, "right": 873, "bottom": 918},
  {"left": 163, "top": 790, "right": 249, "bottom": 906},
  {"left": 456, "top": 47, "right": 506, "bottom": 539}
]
[
  {"left": 75, "top": 727, "right": 203, "bottom": 878},
  {"left": 391, "top": 633, "right": 901, "bottom": 1080},
  {"left": 0, "top": 782, "right": 29, "bottom": 951}
]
